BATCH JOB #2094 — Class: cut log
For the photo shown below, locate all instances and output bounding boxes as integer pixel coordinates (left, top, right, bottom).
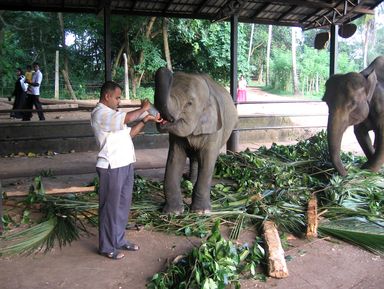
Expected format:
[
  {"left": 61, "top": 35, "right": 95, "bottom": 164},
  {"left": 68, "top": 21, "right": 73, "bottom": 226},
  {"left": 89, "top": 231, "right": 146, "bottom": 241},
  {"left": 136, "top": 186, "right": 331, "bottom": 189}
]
[
  {"left": 5, "top": 186, "right": 95, "bottom": 197},
  {"left": 306, "top": 195, "right": 318, "bottom": 239},
  {"left": 263, "top": 220, "right": 289, "bottom": 278}
]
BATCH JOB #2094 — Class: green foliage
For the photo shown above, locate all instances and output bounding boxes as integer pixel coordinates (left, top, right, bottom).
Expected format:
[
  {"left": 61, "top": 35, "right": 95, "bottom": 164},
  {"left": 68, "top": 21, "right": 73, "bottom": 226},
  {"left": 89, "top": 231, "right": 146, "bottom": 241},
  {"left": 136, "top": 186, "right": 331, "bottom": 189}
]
[
  {"left": 135, "top": 86, "right": 155, "bottom": 102},
  {"left": 147, "top": 220, "right": 265, "bottom": 289}
]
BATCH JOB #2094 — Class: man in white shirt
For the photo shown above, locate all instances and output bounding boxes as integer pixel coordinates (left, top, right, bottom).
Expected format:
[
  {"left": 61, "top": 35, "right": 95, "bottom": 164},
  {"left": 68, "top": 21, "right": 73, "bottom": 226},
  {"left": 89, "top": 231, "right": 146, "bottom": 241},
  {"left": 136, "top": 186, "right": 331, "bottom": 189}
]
[
  {"left": 23, "top": 62, "right": 45, "bottom": 121},
  {"left": 91, "top": 81, "right": 162, "bottom": 260}
]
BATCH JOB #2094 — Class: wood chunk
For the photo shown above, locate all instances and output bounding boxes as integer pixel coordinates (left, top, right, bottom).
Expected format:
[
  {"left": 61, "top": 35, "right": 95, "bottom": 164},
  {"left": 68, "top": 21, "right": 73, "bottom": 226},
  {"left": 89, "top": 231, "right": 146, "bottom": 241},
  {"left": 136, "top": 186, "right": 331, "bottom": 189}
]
[
  {"left": 306, "top": 195, "right": 318, "bottom": 239},
  {"left": 263, "top": 220, "right": 289, "bottom": 278}
]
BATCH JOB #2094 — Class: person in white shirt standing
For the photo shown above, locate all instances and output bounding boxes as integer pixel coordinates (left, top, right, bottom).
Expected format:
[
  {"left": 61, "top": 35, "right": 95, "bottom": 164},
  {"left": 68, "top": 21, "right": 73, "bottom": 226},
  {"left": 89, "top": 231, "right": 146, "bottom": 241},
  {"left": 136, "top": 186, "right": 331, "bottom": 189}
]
[
  {"left": 91, "top": 81, "right": 163, "bottom": 260},
  {"left": 23, "top": 62, "right": 45, "bottom": 121}
]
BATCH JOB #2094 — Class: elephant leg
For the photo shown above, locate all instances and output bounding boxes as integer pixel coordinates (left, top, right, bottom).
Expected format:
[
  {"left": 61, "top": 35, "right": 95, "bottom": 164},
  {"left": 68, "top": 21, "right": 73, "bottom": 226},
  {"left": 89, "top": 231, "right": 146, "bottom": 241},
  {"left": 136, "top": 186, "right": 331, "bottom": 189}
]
[
  {"left": 163, "top": 138, "right": 187, "bottom": 214},
  {"left": 189, "top": 155, "right": 198, "bottom": 186},
  {"left": 354, "top": 122, "right": 374, "bottom": 161},
  {"left": 362, "top": 126, "right": 384, "bottom": 172},
  {"left": 191, "top": 148, "right": 218, "bottom": 214}
]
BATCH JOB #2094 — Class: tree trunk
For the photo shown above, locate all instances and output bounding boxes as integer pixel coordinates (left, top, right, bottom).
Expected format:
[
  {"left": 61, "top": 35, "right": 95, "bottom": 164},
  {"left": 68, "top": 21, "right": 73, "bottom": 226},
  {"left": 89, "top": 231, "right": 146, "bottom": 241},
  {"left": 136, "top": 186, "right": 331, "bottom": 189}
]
[
  {"left": 112, "top": 42, "right": 126, "bottom": 78},
  {"left": 162, "top": 18, "right": 172, "bottom": 71},
  {"left": 61, "top": 69, "right": 77, "bottom": 101},
  {"left": 39, "top": 29, "right": 49, "bottom": 85},
  {"left": 247, "top": 23, "right": 255, "bottom": 68},
  {"left": 58, "top": 13, "right": 74, "bottom": 99},
  {"left": 291, "top": 28, "right": 299, "bottom": 95},
  {"left": 266, "top": 25, "right": 272, "bottom": 86}
]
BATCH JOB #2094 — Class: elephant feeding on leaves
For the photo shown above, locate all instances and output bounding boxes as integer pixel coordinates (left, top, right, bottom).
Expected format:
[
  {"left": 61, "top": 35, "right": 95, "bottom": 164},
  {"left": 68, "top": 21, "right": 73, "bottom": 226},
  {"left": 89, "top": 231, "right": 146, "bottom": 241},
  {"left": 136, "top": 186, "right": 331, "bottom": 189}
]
[
  {"left": 154, "top": 67, "right": 238, "bottom": 214},
  {"left": 323, "top": 56, "right": 384, "bottom": 176}
]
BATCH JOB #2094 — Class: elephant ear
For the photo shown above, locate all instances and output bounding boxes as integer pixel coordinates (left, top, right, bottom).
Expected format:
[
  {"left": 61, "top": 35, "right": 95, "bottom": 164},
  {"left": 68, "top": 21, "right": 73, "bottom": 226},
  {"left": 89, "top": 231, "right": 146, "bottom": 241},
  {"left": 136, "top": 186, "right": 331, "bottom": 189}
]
[
  {"left": 192, "top": 79, "right": 222, "bottom": 136},
  {"left": 365, "top": 70, "right": 377, "bottom": 103}
]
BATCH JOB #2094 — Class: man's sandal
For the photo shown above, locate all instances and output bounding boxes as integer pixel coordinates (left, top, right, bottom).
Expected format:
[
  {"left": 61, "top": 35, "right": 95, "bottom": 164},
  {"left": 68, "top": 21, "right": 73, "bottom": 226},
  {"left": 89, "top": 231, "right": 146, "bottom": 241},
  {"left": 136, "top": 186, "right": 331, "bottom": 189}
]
[
  {"left": 120, "top": 241, "right": 140, "bottom": 251},
  {"left": 102, "top": 251, "right": 125, "bottom": 260}
]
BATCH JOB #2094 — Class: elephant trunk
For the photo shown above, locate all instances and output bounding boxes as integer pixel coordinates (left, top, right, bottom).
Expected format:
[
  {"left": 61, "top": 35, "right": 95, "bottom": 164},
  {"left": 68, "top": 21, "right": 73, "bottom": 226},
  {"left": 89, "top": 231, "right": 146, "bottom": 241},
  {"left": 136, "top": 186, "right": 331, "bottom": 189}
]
[
  {"left": 154, "top": 67, "right": 174, "bottom": 122},
  {"left": 327, "top": 113, "right": 348, "bottom": 176}
]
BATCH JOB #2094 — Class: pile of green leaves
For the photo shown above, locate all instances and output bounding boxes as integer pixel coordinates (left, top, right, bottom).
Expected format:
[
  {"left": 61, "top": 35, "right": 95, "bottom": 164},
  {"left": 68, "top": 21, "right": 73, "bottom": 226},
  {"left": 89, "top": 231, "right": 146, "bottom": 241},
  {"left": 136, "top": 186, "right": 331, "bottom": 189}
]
[
  {"left": 0, "top": 177, "right": 98, "bottom": 256},
  {"left": 148, "top": 220, "right": 265, "bottom": 289}
]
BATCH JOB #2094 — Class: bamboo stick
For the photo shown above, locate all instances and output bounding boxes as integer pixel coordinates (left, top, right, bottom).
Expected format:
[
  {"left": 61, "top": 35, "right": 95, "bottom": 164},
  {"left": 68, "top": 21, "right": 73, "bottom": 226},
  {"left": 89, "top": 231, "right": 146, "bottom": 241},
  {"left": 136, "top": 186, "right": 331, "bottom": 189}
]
[
  {"left": 306, "top": 195, "right": 318, "bottom": 238},
  {"left": 263, "top": 220, "right": 289, "bottom": 278},
  {"left": 5, "top": 186, "right": 95, "bottom": 197}
]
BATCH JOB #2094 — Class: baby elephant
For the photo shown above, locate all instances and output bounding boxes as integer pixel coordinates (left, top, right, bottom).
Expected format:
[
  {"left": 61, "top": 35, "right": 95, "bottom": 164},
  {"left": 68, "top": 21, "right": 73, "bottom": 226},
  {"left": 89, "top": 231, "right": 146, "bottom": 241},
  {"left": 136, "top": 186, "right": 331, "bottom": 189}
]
[
  {"left": 323, "top": 56, "right": 384, "bottom": 176},
  {"left": 154, "top": 67, "right": 238, "bottom": 214}
]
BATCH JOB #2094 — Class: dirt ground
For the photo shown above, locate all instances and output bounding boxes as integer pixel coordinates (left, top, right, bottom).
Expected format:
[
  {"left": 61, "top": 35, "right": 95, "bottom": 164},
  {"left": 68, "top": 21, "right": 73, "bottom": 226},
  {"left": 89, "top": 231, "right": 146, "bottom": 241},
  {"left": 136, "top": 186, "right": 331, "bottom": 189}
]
[{"left": 1, "top": 89, "right": 383, "bottom": 289}]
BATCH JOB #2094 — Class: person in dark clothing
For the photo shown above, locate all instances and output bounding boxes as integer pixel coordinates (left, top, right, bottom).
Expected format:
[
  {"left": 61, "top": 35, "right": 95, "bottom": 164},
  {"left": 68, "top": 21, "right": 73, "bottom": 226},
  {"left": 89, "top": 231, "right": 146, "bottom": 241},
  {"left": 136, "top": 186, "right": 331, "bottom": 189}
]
[{"left": 10, "top": 68, "right": 28, "bottom": 119}]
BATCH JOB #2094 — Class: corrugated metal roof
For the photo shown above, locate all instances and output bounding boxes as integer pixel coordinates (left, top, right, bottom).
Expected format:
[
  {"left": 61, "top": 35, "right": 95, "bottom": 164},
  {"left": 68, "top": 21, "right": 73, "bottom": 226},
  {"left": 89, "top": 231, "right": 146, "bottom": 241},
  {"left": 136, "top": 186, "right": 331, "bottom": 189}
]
[{"left": 0, "top": 0, "right": 382, "bottom": 30}]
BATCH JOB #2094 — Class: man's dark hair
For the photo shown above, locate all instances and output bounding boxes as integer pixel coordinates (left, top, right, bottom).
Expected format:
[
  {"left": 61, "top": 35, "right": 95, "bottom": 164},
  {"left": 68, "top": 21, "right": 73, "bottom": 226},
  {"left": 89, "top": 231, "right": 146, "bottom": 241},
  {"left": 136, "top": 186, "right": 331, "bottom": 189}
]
[
  {"left": 33, "top": 62, "right": 39, "bottom": 66},
  {"left": 16, "top": 67, "right": 23, "bottom": 74},
  {"left": 100, "top": 81, "right": 122, "bottom": 100},
  {"left": 26, "top": 65, "right": 32, "bottom": 70}
]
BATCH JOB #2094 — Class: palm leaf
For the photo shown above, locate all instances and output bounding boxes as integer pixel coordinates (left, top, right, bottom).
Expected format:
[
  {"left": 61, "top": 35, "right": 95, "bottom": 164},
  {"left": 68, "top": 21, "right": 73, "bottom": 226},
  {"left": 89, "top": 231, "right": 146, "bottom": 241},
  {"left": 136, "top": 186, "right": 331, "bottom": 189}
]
[
  {"left": 0, "top": 217, "right": 56, "bottom": 256},
  {"left": 319, "top": 217, "right": 384, "bottom": 255}
]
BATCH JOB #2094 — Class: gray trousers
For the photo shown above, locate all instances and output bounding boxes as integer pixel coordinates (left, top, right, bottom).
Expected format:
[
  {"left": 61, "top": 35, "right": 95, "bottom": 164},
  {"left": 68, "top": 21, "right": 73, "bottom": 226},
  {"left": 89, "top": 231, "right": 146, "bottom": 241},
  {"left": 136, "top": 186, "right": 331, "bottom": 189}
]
[{"left": 96, "top": 164, "right": 134, "bottom": 254}]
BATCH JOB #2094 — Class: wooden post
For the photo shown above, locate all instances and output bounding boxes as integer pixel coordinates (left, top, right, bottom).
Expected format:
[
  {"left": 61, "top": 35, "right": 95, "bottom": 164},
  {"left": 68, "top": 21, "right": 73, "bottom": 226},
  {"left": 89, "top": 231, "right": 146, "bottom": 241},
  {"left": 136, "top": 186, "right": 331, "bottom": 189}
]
[
  {"left": 123, "top": 53, "right": 129, "bottom": 100},
  {"left": 55, "top": 50, "right": 59, "bottom": 99},
  {"left": 104, "top": 4, "right": 112, "bottom": 81},
  {"left": 329, "top": 24, "right": 338, "bottom": 76},
  {"left": 227, "top": 14, "right": 239, "bottom": 153}
]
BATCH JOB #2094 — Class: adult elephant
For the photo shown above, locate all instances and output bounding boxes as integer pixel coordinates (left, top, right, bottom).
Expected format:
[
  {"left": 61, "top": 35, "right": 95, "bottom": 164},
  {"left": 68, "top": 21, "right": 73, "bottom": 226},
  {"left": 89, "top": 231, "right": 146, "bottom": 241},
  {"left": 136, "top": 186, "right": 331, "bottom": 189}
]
[
  {"left": 323, "top": 56, "right": 384, "bottom": 176},
  {"left": 154, "top": 67, "right": 238, "bottom": 214}
]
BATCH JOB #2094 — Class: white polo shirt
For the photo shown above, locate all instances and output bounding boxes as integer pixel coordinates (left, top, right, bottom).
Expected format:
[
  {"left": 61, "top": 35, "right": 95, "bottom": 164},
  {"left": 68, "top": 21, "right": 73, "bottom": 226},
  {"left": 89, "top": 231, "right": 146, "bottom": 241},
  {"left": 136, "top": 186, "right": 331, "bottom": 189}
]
[
  {"left": 91, "top": 103, "right": 136, "bottom": 169},
  {"left": 28, "top": 69, "right": 43, "bottom": 95}
]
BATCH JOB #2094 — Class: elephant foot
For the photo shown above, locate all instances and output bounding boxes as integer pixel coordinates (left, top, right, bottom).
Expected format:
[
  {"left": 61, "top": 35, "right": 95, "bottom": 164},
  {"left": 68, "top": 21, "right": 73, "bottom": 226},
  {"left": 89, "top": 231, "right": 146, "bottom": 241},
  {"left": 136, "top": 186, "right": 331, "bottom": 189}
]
[
  {"left": 191, "top": 203, "right": 211, "bottom": 215},
  {"left": 362, "top": 162, "right": 381, "bottom": 173},
  {"left": 191, "top": 208, "right": 211, "bottom": 215},
  {"left": 163, "top": 204, "right": 184, "bottom": 215}
]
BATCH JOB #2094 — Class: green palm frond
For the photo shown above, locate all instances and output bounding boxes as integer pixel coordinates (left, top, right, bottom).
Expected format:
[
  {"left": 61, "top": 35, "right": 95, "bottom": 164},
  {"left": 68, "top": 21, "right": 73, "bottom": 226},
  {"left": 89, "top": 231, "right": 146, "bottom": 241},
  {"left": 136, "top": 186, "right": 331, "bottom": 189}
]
[
  {"left": 319, "top": 217, "right": 384, "bottom": 255},
  {"left": 0, "top": 217, "right": 56, "bottom": 256}
]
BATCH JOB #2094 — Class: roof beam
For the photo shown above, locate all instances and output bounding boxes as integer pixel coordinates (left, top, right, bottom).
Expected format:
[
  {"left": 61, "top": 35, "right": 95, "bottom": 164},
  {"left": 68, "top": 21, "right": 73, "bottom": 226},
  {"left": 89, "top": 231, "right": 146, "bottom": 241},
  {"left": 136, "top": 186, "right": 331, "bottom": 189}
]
[
  {"left": 214, "top": 0, "right": 247, "bottom": 22},
  {"left": 163, "top": 0, "right": 174, "bottom": 13},
  {"left": 303, "top": 0, "right": 374, "bottom": 29},
  {"left": 277, "top": 5, "right": 298, "bottom": 21},
  {"left": 194, "top": 0, "right": 209, "bottom": 14},
  {"left": 250, "top": 2, "right": 270, "bottom": 19}
]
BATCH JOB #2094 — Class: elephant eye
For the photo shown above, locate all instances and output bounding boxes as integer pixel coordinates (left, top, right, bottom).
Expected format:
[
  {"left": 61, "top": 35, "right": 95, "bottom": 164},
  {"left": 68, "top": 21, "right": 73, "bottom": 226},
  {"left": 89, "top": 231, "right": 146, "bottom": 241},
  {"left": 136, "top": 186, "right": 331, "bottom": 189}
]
[{"left": 187, "top": 101, "right": 193, "bottom": 106}]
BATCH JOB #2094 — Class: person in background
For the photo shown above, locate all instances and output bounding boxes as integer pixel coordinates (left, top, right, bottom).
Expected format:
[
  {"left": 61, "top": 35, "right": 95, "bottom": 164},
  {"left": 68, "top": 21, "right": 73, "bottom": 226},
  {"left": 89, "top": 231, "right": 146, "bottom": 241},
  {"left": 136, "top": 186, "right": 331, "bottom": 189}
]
[
  {"left": 9, "top": 68, "right": 28, "bottom": 119},
  {"left": 25, "top": 64, "right": 33, "bottom": 84},
  {"left": 91, "top": 81, "right": 163, "bottom": 260},
  {"left": 23, "top": 62, "right": 45, "bottom": 121},
  {"left": 237, "top": 75, "right": 247, "bottom": 102}
]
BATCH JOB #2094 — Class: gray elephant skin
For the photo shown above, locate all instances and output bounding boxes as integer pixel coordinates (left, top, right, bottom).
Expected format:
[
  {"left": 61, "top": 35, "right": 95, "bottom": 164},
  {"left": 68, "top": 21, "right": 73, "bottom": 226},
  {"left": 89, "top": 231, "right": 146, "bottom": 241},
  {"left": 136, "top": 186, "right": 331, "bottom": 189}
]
[
  {"left": 154, "top": 67, "right": 238, "bottom": 214},
  {"left": 323, "top": 56, "right": 384, "bottom": 176}
]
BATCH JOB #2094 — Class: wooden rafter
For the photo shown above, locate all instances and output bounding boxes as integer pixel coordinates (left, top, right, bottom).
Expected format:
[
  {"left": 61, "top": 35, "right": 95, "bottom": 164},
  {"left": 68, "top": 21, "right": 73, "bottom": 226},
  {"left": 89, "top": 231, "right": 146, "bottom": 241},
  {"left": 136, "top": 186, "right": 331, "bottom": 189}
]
[
  {"left": 163, "top": 0, "right": 174, "bottom": 13},
  {"left": 250, "top": 2, "right": 270, "bottom": 19},
  {"left": 0, "top": 0, "right": 380, "bottom": 30},
  {"left": 277, "top": 5, "right": 298, "bottom": 21},
  {"left": 194, "top": 0, "right": 209, "bottom": 14}
]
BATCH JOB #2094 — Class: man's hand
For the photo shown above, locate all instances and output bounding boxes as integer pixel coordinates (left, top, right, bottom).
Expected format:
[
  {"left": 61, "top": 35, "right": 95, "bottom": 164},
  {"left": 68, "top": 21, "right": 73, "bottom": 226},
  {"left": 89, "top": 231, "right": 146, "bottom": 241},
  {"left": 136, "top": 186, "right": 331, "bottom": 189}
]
[
  {"left": 143, "top": 113, "right": 163, "bottom": 124},
  {"left": 141, "top": 99, "right": 151, "bottom": 111}
]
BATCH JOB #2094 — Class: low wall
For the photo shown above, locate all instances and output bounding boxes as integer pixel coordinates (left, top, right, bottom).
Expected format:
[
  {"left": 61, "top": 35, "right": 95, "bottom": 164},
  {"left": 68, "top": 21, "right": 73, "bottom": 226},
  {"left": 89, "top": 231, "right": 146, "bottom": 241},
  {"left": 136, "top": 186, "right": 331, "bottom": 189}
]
[{"left": 0, "top": 116, "right": 322, "bottom": 155}]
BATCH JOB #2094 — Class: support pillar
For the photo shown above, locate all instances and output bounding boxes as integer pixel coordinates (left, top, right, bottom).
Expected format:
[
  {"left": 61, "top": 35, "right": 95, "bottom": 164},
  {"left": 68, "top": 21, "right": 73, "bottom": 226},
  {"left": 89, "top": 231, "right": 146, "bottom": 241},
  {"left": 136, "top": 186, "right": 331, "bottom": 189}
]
[
  {"left": 227, "top": 15, "right": 239, "bottom": 153},
  {"left": 104, "top": 4, "right": 112, "bottom": 81},
  {"left": 329, "top": 24, "right": 338, "bottom": 76}
]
